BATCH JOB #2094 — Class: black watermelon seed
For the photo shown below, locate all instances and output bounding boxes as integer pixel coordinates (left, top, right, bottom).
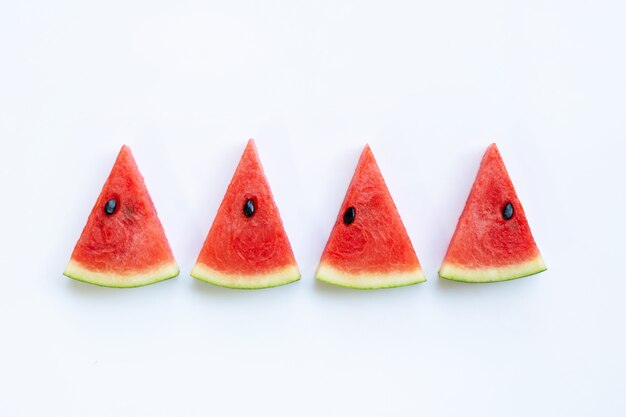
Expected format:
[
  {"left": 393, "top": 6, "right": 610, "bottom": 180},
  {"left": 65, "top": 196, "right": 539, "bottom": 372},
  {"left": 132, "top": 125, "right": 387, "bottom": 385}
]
[
  {"left": 502, "top": 202, "right": 514, "bottom": 220},
  {"left": 243, "top": 199, "right": 255, "bottom": 217},
  {"left": 104, "top": 198, "right": 117, "bottom": 215},
  {"left": 343, "top": 206, "right": 356, "bottom": 225}
]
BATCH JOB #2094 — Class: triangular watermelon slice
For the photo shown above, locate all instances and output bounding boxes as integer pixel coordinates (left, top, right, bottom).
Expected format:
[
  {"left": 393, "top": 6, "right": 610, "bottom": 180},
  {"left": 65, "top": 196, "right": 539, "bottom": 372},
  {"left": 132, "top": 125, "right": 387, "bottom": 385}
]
[
  {"left": 191, "top": 140, "right": 300, "bottom": 289},
  {"left": 439, "top": 144, "right": 546, "bottom": 282},
  {"left": 64, "top": 145, "right": 179, "bottom": 287},
  {"left": 315, "top": 145, "right": 426, "bottom": 289}
]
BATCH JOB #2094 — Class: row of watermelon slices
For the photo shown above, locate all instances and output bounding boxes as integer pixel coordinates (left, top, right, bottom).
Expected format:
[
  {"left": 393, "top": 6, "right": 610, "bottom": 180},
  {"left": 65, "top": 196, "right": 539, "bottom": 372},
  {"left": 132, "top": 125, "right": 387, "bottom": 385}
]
[{"left": 64, "top": 140, "right": 546, "bottom": 289}]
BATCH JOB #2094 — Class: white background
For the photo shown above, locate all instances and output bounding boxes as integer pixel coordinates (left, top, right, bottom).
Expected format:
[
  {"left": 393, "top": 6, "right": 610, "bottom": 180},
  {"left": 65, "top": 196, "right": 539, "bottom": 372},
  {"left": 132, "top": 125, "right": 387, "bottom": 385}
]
[{"left": 1, "top": 1, "right": 625, "bottom": 416}]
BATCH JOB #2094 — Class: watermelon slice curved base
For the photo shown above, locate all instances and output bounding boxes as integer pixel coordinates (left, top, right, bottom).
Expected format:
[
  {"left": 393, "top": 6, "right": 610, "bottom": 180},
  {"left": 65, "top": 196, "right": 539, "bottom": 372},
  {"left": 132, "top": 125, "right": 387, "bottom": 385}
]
[
  {"left": 316, "top": 263, "right": 426, "bottom": 290},
  {"left": 64, "top": 260, "right": 180, "bottom": 288},
  {"left": 439, "top": 256, "right": 546, "bottom": 283},
  {"left": 191, "top": 264, "right": 300, "bottom": 289}
]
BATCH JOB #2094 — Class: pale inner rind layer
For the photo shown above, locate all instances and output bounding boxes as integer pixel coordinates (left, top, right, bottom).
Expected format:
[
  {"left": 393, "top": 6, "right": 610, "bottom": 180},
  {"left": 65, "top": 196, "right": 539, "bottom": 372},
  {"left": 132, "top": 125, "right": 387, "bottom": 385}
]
[
  {"left": 315, "top": 263, "right": 426, "bottom": 289},
  {"left": 190, "top": 263, "right": 301, "bottom": 289},
  {"left": 439, "top": 255, "right": 547, "bottom": 283},
  {"left": 64, "top": 260, "right": 180, "bottom": 288}
]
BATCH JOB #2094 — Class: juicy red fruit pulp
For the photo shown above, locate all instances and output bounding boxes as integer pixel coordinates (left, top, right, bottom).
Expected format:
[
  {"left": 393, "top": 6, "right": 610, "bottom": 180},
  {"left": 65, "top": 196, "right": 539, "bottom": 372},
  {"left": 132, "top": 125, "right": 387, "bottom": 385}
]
[
  {"left": 193, "top": 140, "right": 298, "bottom": 276},
  {"left": 69, "top": 146, "right": 176, "bottom": 274},
  {"left": 440, "top": 143, "right": 545, "bottom": 278},
  {"left": 319, "top": 145, "right": 423, "bottom": 275}
]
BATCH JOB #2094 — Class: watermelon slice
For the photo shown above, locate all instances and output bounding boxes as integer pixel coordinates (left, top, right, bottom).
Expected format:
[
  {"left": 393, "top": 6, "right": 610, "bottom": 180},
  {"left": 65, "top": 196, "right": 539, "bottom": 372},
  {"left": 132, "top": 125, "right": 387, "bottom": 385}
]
[
  {"left": 315, "top": 145, "right": 426, "bottom": 289},
  {"left": 439, "top": 144, "right": 546, "bottom": 282},
  {"left": 64, "top": 146, "right": 179, "bottom": 287},
  {"left": 191, "top": 140, "right": 300, "bottom": 289}
]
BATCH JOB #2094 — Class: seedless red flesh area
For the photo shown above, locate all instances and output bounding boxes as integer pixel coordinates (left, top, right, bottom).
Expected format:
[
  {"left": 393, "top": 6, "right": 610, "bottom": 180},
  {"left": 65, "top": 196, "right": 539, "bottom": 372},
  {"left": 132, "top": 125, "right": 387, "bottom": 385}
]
[
  {"left": 191, "top": 139, "right": 300, "bottom": 289},
  {"left": 316, "top": 145, "right": 425, "bottom": 289},
  {"left": 439, "top": 144, "right": 546, "bottom": 282},
  {"left": 64, "top": 145, "right": 178, "bottom": 287}
]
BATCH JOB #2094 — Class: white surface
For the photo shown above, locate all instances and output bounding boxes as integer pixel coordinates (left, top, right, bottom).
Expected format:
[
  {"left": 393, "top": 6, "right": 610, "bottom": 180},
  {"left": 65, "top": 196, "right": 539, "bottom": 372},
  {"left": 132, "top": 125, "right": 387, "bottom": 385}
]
[{"left": 1, "top": 1, "right": 625, "bottom": 416}]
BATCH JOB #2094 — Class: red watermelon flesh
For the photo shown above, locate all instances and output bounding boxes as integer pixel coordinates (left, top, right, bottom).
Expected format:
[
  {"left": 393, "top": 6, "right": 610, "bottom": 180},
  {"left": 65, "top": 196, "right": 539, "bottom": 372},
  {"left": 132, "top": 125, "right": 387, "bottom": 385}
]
[
  {"left": 315, "top": 145, "right": 425, "bottom": 289},
  {"left": 439, "top": 144, "right": 546, "bottom": 282},
  {"left": 64, "top": 146, "right": 179, "bottom": 287},
  {"left": 191, "top": 139, "right": 300, "bottom": 289}
]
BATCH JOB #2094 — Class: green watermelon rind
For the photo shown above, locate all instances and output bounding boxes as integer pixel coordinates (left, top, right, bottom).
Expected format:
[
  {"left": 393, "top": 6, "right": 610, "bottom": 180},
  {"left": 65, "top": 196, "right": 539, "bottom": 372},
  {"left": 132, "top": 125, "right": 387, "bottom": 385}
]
[
  {"left": 64, "top": 260, "right": 180, "bottom": 288},
  {"left": 316, "top": 263, "right": 426, "bottom": 290},
  {"left": 190, "top": 263, "right": 301, "bottom": 289},
  {"left": 438, "top": 256, "right": 547, "bottom": 283}
]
